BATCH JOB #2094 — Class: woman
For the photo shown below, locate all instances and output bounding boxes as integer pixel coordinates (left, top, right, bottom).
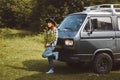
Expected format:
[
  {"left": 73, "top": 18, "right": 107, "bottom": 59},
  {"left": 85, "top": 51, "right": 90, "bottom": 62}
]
[{"left": 42, "top": 18, "right": 59, "bottom": 74}]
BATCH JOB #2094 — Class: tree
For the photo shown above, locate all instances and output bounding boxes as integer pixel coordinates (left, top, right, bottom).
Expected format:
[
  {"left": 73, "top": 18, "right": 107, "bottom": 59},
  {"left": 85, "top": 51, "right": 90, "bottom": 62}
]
[
  {"left": 0, "top": 0, "right": 120, "bottom": 32},
  {"left": 29, "top": 0, "right": 84, "bottom": 32},
  {"left": 0, "top": 0, "right": 32, "bottom": 29}
]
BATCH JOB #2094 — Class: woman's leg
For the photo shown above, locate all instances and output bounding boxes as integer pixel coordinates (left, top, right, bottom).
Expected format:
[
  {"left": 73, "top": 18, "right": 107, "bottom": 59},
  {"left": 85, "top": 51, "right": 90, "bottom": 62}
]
[
  {"left": 42, "top": 47, "right": 54, "bottom": 58},
  {"left": 48, "top": 56, "right": 54, "bottom": 70},
  {"left": 46, "top": 56, "right": 54, "bottom": 74}
]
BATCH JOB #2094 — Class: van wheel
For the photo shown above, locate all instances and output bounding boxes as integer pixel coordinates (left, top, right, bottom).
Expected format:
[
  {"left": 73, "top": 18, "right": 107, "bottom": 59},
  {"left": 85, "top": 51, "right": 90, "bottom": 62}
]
[{"left": 93, "top": 53, "right": 112, "bottom": 74}]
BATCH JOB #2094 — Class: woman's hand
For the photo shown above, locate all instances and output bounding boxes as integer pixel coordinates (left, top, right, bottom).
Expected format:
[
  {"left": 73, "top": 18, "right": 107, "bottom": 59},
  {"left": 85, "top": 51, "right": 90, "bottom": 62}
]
[{"left": 45, "top": 43, "right": 50, "bottom": 48}]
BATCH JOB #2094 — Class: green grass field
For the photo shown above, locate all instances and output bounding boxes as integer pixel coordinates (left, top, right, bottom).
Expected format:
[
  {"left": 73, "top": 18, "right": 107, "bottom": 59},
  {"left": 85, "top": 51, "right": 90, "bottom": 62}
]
[{"left": 1, "top": 28, "right": 120, "bottom": 80}]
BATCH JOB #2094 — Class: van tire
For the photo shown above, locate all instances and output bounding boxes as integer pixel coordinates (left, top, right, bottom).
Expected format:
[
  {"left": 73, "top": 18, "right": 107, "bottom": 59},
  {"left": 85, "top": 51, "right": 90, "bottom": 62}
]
[{"left": 93, "top": 53, "right": 112, "bottom": 74}]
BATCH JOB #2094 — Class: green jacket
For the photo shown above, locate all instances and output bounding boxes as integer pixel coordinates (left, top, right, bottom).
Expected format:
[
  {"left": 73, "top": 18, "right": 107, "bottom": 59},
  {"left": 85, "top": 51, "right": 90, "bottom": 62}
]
[{"left": 44, "top": 28, "right": 58, "bottom": 46}]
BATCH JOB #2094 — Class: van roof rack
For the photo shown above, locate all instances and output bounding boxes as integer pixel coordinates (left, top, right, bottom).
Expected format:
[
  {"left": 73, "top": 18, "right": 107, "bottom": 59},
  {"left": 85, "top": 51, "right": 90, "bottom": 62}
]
[{"left": 84, "top": 4, "right": 120, "bottom": 14}]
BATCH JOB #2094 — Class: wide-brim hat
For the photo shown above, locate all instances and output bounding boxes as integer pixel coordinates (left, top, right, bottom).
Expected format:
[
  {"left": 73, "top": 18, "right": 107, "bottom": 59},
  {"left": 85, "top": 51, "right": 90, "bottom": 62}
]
[{"left": 45, "top": 18, "right": 56, "bottom": 26}]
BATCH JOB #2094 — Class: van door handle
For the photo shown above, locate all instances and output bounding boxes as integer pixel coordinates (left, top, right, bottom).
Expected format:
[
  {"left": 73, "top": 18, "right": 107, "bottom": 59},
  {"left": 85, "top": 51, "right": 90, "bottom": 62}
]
[{"left": 112, "top": 37, "right": 115, "bottom": 39}]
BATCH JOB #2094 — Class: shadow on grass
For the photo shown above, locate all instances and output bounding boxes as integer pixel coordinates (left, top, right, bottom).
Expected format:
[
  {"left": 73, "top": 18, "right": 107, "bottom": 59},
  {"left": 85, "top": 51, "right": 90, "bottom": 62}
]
[
  {"left": 6, "top": 60, "right": 48, "bottom": 73},
  {"left": 7, "top": 60, "right": 92, "bottom": 74},
  {"left": 6, "top": 60, "right": 120, "bottom": 80},
  {"left": 6, "top": 60, "right": 94, "bottom": 80}
]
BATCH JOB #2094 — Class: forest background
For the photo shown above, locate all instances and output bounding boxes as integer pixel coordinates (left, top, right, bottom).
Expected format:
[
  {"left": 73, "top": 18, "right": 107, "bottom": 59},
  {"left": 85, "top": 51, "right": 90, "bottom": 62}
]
[{"left": 0, "top": 0, "right": 120, "bottom": 32}]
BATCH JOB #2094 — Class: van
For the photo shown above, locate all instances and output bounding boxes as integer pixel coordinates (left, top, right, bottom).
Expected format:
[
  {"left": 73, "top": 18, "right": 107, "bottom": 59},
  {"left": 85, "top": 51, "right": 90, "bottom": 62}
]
[{"left": 55, "top": 4, "right": 120, "bottom": 74}]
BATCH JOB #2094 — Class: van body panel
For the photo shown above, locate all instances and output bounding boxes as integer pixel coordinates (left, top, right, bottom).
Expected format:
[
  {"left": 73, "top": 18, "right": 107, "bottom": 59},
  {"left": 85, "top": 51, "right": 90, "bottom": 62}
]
[
  {"left": 79, "top": 31, "right": 116, "bottom": 54},
  {"left": 58, "top": 31, "right": 77, "bottom": 39},
  {"left": 114, "top": 31, "right": 120, "bottom": 61}
]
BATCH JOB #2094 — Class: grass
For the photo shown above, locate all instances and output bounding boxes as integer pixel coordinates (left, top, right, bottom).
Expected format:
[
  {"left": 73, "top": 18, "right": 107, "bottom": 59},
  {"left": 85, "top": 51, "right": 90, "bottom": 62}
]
[{"left": 1, "top": 28, "right": 120, "bottom": 80}]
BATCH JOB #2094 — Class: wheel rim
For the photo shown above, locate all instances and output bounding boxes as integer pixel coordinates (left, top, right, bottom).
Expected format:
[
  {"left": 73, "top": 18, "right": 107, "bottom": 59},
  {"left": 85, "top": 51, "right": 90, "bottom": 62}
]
[{"left": 97, "top": 58, "right": 109, "bottom": 72}]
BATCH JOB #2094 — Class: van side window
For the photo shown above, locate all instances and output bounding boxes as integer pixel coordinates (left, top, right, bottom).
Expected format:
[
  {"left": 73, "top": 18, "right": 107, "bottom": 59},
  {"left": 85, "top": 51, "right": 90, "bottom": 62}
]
[
  {"left": 91, "top": 17, "right": 113, "bottom": 31},
  {"left": 118, "top": 17, "right": 120, "bottom": 30}
]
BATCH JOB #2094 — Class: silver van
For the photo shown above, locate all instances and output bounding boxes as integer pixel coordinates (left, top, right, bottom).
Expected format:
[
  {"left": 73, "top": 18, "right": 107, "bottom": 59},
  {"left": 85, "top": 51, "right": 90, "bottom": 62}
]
[{"left": 55, "top": 4, "right": 120, "bottom": 74}]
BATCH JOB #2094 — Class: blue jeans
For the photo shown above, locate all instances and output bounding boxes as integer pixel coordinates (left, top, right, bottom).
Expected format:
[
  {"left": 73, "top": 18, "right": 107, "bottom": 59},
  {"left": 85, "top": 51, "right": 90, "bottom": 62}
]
[
  {"left": 42, "top": 46, "right": 55, "bottom": 58},
  {"left": 42, "top": 46, "right": 55, "bottom": 70}
]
